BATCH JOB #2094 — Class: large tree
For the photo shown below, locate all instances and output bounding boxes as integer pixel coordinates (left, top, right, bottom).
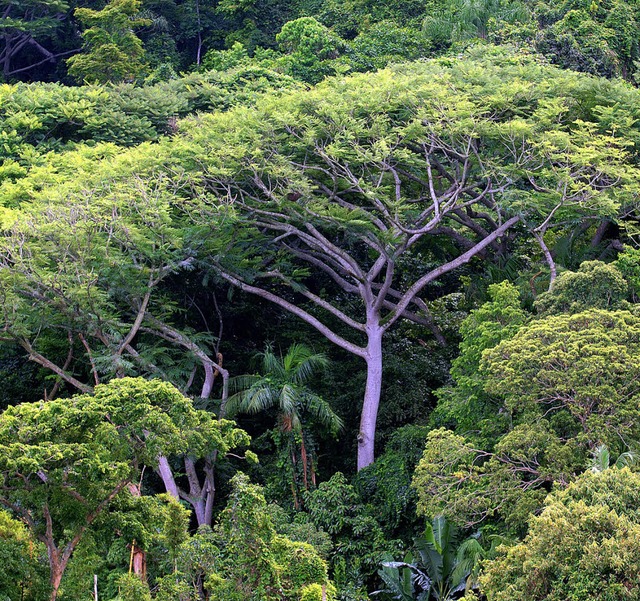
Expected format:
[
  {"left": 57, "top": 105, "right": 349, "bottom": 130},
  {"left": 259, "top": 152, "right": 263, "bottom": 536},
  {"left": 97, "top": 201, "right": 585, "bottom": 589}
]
[
  {"left": 481, "top": 468, "right": 640, "bottom": 601},
  {"left": 0, "top": 178, "right": 252, "bottom": 522},
  {"left": 183, "top": 49, "right": 638, "bottom": 469},
  {"left": 2, "top": 48, "right": 637, "bottom": 472},
  {"left": 412, "top": 308, "right": 640, "bottom": 531}
]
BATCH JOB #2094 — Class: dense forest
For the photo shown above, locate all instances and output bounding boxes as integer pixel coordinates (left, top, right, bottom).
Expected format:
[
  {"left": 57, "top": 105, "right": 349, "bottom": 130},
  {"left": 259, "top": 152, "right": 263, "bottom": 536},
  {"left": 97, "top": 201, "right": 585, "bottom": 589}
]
[{"left": 3, "top": 0, "right": 640, "bottom": 599}]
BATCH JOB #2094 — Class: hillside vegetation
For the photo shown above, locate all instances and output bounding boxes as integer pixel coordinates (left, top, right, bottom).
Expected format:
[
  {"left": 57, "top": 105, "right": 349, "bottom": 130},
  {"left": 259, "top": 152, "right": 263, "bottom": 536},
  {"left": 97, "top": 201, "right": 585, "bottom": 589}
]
[{"left": 2, "top": 1, "right": 640, "bottom": 600}]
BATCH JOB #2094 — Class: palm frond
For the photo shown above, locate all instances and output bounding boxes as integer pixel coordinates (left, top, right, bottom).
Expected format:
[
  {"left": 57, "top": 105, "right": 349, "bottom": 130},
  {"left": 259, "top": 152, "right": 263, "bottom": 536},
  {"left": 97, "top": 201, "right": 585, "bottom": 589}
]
[
  {"left": 228, "top": 374, "right": 261, "bottom": 393},
  {"left": 294, "top": 356, "right": 329, "bottom": 384},
  {"left": 414, "top": 534, "right": 444, "bottom": 585},
  {"left": 260, "top": 344, "right": 286, "bottom": 379},
  {"left": 242, "top": 384, "right": 278, "bottom": 414},
  {"left": 300, "top": 392, "right": 343, "bottom": 433},
  {"left": 615, "top": 449, "right": 640, "bottom": 469},
  {"left": 279, "top": 384, "right": 299, "bottom": 421}
]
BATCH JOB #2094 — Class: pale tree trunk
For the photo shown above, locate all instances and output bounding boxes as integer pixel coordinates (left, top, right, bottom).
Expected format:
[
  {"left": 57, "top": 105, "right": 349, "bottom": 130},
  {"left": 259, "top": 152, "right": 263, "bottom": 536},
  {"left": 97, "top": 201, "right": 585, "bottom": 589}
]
[
  {"left": 157, "top": 455, "right": 180, "bottom": 499},
  {"left": 215, "top": 217, "right": 521, "bottom": 472},
  {"left": 185, "top": 457, "right": 207, "bottom": 525},
  {"left": 357, "top": 323, "right": 384, "bottom": 471}
]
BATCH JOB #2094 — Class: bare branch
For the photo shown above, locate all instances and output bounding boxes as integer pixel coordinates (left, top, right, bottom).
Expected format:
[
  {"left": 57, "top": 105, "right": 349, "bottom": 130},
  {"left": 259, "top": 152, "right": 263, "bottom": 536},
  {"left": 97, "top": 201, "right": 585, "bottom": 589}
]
[
  {"left": 383, "top": 215, "right": 521, "bottom": 330},
  {"left": 213, "top": 268, "right": 367, "bottom": 358},
  {"left": 18, "top": 339, "right": 93, "bottom": 394}
]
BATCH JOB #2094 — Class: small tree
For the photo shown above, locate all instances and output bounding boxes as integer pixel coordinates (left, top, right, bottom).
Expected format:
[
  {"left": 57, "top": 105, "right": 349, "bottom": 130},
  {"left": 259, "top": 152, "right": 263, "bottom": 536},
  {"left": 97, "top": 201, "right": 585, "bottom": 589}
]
[
  {"left": 204, "top": 473, "right": 335, "bottom": 601},
  {"left": 0, "top": 377, "right": 221, "bottom": 600},
  {"left": 67, "top": 0, "right": 149, "bottom": 83},
  {"left": 227, "top": 343, "right": 342, "bottom": 504}
]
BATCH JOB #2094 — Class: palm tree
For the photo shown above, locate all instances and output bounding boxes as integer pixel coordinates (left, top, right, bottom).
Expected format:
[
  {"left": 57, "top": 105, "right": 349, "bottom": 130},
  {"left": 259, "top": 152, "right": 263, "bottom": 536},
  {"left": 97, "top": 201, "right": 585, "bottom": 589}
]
[
  {"left": 423, "top": 0, "right": 529, "bottom": 46},
  {"left": 226, "top": 343, "right": 343, "bottom": 506}
]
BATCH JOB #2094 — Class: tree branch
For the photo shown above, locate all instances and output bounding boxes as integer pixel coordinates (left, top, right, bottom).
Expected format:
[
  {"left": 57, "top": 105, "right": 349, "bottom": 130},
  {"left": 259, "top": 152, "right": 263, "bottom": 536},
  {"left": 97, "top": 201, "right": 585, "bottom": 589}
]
[
  {"left": 213, "top": 268, "right": 367, "bottom": 358},
  {"left": 18, "top": 339, "right": 93, "bottom": 394},
  {"left": 383, "top": 215, "right": 521, "bottom": 330}
]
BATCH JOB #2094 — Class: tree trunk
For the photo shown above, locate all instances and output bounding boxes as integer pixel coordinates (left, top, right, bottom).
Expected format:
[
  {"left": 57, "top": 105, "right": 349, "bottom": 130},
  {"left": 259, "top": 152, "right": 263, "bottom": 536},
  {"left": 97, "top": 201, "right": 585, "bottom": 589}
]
[
  {"left": 185, "top": 457, "right": 207, "bottom": 526},
  {"left": 131, "top": 544, "right": 147, "bottom": 580},
  {"left": 49, "top": 562, "right": 64, "bottom": 601},
  {"left": 357, "top": 324, "right": 383, "bottom": 471},
  {"left": 201, "top": 362, "right": 214, "bottom": 399},
  {"left": 157, "top": 455, "right": 180, "bottom": 499},
  {"left": 202, "top": 458, "right": 216, "bottom": 526}
]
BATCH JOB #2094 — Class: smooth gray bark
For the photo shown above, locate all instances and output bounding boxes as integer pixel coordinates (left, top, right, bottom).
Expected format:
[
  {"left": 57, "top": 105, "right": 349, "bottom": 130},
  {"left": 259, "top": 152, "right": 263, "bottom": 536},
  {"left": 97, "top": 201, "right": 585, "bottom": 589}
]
[{"left": 358, "top": 324, "right": 384, "bottom": 470}]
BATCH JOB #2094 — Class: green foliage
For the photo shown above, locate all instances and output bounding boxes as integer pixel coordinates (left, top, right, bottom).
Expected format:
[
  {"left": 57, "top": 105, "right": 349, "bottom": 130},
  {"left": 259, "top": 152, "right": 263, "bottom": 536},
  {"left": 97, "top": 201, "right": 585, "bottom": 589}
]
[
  {"left": 201, "top": 41, "right": 250, "bottom": 71},
  {"left": 535, "top": 260, "right": 629, "bottom": 314},
  {"left": 317, "top": 0, "right": 427, "bottom": 38},
  {"left": 431, "top": 282, "right": 528, "bottom": 445},
  {"left": 374, "top": 516, "right": 488, "bottom": 601},
  {"left": 203, "top": 472, "right": 334, "bottom": 601},
  {"left": 615, "top": 246, "right": 640, "bottom": 300},
  {"left": 174, "top": 47, "right": 639, "bottom": 474},
  {"left": 60, "top": 490, "right": 189, "bottom": 601},
  {"left": 417, "top": 307, "right": 640, "bottom": 532},
  {"left": 0, "top": 0, "right": 71, "bottom": 80},
  {"left": 0, "top": 510, "right": 48, "bottom": 601},
  {"left": 413, "top": 428, "right": 493, "bottom": 527},
  {"left": 67, "top": 0, "right": 150, "bottom": 84},
  {"left": 414, "top": 517, "right": 483, "bottom": 600},
  {"left": 374, "top": 552, "right": 430, "bottom": 601},
  {"left": 114, "top": 573, "right": 152, "bottom": 601},
  {"left": 481, "top": 469, "right": 640, "bottom": 600},
  {"left": 160, "top": 495, "right": 191, "bottom": 571},
  {"left": 274, "top": 17, "right": 348, "bottom": 83},
  {"left": 0, "top": 378, "right": 241, "bottom": 594},
  {"left": 300, "top": 583, "right": 338, "bottom": 601},
  {"left": 530, "top": 0, "right": 640, "bottom": 79},
  {"left": 423, "top": 0, "right": 530, "bottom": 49},
  {"left": 304, "top": 473, "right": 396, "bottom": 593},
  {"left": 268, "top": 503, "right": 334, "bottom": 558},
  {"left": 414, "top": 423, "right": 582, "bottom": 532},
  {"left": 173, "top": 525, "right": 219, "bottom": 597},
  {"left": 228, "top": 344, "right": 341, "bottom": 505},
  {"left": 349, "top": 21, "right": 432, "bottom": 70},
  {"left": 0, "top": 65, "right": 301, "bottom": 171},
  {"left": 589, "top": 443, "right": 640, "bottom": 473},
  {"left": 355, "top": 425, "right": 431, "bottom": 536},
  {"left": 155, "top": 576, "right": 193, "bottom": 601},
  {"left": 228, "top": 344, "right": 339, "bottom": 435},
  {"left": 483, "top": 310, "right": 640, "bottom": 449},
  {"left": 3, "top": 30, "right": 640, "bottom": 600}
]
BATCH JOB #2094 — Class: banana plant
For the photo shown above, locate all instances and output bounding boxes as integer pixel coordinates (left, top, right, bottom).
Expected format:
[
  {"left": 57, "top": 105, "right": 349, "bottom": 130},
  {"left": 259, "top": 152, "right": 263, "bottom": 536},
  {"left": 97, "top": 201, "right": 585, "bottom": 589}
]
[
  {"left": 372, "top": 552, "right": 431, "bottom": 601},
  {"left": 590, "top": 444, "right": 640, "bottom": 472},
  {"left": 373, "top": 516, "right": 488, "bottom": 601}
]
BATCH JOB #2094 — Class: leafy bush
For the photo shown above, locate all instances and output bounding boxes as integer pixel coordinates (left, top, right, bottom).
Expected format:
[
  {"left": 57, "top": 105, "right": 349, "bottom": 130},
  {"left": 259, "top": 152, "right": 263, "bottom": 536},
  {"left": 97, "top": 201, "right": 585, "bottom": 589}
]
[{"left": 481, "top": 469, "right": 640, "bottom": 600}]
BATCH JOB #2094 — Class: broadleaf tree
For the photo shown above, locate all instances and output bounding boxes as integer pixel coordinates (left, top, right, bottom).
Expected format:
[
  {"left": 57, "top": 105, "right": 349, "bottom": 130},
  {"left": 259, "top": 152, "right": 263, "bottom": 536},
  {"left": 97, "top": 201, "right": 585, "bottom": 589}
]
[
  {"left": 0, "top": 377, "right": 243, "bottom": 600},
  {"left": 184, "top": 48, "right": 638, "bottom": 469},
  {"left": 0, "top": 178, "right": 254, "bottom": 526}
]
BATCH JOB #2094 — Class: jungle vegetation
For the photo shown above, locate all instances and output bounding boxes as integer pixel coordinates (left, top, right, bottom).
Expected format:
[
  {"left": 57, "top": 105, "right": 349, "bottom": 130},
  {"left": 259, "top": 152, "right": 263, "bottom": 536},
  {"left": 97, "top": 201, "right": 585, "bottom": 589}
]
[{"left": 2, "top": 0, "right": 640, "bottom": 599}]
